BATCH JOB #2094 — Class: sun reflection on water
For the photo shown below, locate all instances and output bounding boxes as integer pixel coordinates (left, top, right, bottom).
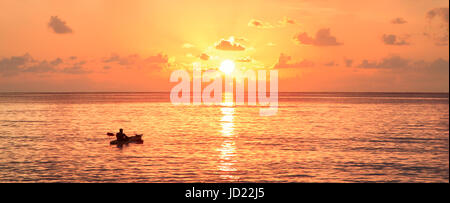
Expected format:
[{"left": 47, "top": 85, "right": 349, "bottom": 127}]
[{"left": 217, "top": 93, "right": 239, "bottom": 181}]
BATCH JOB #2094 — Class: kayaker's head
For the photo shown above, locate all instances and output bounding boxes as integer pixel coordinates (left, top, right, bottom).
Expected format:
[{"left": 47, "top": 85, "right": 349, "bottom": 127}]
[{"left": 119, "top": 128, "right": 123, "bottom": 133}]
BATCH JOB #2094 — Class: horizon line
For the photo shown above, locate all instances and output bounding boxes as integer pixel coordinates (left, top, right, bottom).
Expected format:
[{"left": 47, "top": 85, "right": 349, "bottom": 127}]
[{"left": 0, "top": 91, "right": 449, "bottom": 94}]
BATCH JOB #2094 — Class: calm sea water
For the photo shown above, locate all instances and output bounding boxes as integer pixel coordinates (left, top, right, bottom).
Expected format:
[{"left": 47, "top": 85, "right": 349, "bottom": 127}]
[{"left": 0, "top": 92, "right": 448, "bottom": 182}]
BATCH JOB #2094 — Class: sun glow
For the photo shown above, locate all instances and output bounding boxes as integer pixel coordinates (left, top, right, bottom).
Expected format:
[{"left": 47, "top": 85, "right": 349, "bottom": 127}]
[{"left": 219, "top": 60, "right": 235, "bottom": 75}]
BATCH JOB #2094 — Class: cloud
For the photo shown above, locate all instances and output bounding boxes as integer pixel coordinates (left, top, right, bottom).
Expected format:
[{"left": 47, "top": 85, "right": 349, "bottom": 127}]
[
  {"left": 103, "top": 54, "right": 121, "bottom": 63},
  {"left": 391, "top": 17, "right": 407, "bottom": 24},
  {"left": 48, "top": 16, "right": 73, "bottom": 34},
  {"left": 102, "top": 53, "right": 170, "bottom": 70},
  {"left": 1, "top": 52, "right": 171, "bottom": 78},
  {"left": 215, "top": 37, "right": 246, "bottom": 51},
  {"left": 427, "top": 58, "right": 450, "bottom": 74},
  {"left": 62, "top": 61, "right": 89, "bottom": 74},
  {"left": 427, "top": 7, "right": 449, "bottom": 24},
  {"left": 274, "top": 53, "right": 314, "bottom": 69},
  {"left": 355, "top": 56, "right": 449, "bottom": 89},
  {"left": 349, "top": 56, "right": 448, "bottom": 91},
  {"left": 0, "top": 54, "right": 90, "bottom": 76},
  {"left": 382, "top": 34, "right": 410, "bottom": 45},
  {"left": 357, "top": 56, "right": 411, "bottom": 69},
  {"left": 103, "top": 53, "right": 168, "bottom": 65},
  {"left": 23, "top": 61, "right": 57, "bottom": 73},
  {"left": 425, "top": 7, "right": 449, "bottom": 46},
  {"left": 249, "top": 17, "right": 296, "bottom": 29},
  {"left": 293, "top": 28, "right": 342, "bottom": 46},
  {"left": 199, "top": 53, "right": 210, "bottom": 61},
  {"left": 266, "top": 42, "right": 276, "bottom": 47},
  {"left": 103, "top": 54, "right": 136, "bottom": 65},
  {"left": 0, "top": 54, "right": 33, "bottom": 76},
  {"left": 279, "top": 17, "right": 296, "bottom": 25},
  {"left": 50, "top": 58, "right": 63, "bottom": 66},
  {"left": 248, "top": 19, "right": 273, "bottom": 29}
]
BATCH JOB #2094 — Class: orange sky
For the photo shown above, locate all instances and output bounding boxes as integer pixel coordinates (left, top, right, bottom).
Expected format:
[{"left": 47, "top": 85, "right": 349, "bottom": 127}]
[{"left": 0, "top": 0, "right": 448, "bottom": 92}]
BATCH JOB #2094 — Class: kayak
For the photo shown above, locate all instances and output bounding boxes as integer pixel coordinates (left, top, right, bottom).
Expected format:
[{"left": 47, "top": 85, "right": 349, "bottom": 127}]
[{"left": 110, "top": 134, "right": 144, "bottom": 145}]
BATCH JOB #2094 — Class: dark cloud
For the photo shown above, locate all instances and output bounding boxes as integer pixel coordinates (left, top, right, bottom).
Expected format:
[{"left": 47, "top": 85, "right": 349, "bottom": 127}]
[
  {"left": 377, "top": 56, "right": 410, "bottom": 68},
  {"left": 119, "top": 54, "right": 139, "bottom": 65},
  {"left": 103, "top": 54, "right": 121, "bottom": 63},
  {"left": 274, "top": 53, "right": 314, "bottom": 69},
  {"left": 427, "top": 58, "right": 449, "bottom": 74},
  {"left": 353, "top": 57, "right": 448, "bottom": 92},
  {"left": 23, "top": 61, "right": 57, "bottom": 73},
  {"left": 0, "top": 54, "right": 89, "bottom": 76},
  {"left": 427, "top": 7, "right": 449, "bottom": 24},
  {"left": 358, "top": 60, "right": 378, "bottom": 68},
  {"left": 248, "top": 19, "right": 263, "bottom": 27},
  {"left": 279, "top": 17, "right": 296, "bottom": 25},
  {"left": 249, "top": 17, "right": 295, "bottom": 28},
  {"left": 102, "top": 53, "right": 169, "bottom": 69},
  {"left": 248, "top": 19, "right": 273, "bottom": 29},
  {"left": 62, "top": 61, "right": 89, "bottom": 74},
  {"left": 293, "top": 28, "right": 342, "bottom": 46},
  {"left": 199, "top": 53, "right": 209, "bottom": 61},
  {"left": 48, "top": 16, "right": 73, "bottom": 34},
  {"left": 357, "top": 56, "right": 411, "bottom": 69},
  {"left": 355, "top": 56, "right": 449, "bottom": 90},
  {"left": 103, "top": 54, "right": 139, "bottom": 66},
  {"left": 215, "top": 38, "right": 245, "bottom": 51},
  {"left": 391, "top": 17, "right": 407, "bottom": 24},
  {"left": 1, "top": 52, "right": 172, "bottom": 80},
  {"left": 0, "top": 54, "right": 33, "bottom": 76},
  {"left": 426, "top": 7, "right": 449, "bottom": 46},
  {"left": 61, "top": 66, "right": 85, "bottom": 74},
  {"left": 50, "top": 58, "right": 63, "bottom": 66},
  {"left": 382, "top": 34, "right": 410, "bottom": 45}
]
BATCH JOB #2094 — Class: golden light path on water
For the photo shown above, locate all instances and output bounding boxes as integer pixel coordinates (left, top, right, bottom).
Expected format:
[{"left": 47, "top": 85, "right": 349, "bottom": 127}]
[
  {"left": 0, "top": 92, "right": 448, "bottom": 182},
  {"left": 217, "top": 92, "right": 238, "bottom": 181}
]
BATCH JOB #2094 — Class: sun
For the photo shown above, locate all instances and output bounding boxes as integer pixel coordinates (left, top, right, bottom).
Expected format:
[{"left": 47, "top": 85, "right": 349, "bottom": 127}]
[{"left": 219, "top": 60, "right": 235, "bottom": 74}]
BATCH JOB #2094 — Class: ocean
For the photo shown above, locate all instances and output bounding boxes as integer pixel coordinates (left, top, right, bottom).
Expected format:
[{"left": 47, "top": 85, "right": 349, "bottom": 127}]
[{"left": 0, "top": 92, "right": 448, "bottom": 182}]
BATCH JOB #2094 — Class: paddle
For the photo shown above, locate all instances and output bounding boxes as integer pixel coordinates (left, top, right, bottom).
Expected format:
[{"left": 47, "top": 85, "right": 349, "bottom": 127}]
[{"left": 107, "top": 132, "right": 143, "bottom": 138}]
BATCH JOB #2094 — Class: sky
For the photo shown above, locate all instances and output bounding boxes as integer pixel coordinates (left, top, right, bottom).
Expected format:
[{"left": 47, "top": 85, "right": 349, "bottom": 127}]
[{"left": 0, "top": 0, "right": 448, "bottom": 92}]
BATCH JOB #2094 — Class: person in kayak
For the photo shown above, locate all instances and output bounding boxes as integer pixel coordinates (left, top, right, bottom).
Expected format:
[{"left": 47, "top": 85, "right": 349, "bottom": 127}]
[{"left": 116, "top": 128, "right": 129, "bottom": 141}]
